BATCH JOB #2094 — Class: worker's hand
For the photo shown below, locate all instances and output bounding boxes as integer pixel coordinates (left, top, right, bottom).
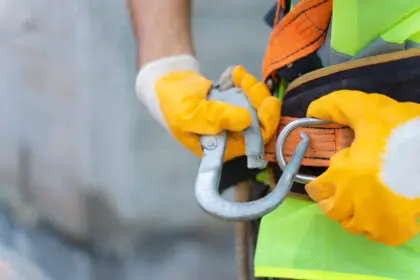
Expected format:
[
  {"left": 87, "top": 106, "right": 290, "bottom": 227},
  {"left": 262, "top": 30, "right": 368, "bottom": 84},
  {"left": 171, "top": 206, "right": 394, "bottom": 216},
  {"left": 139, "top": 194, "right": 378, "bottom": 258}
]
[
  {"left": 305, "top": 90, "right": 420, "bottom": 246},
  {"left": 136, "top": 55, "right": 281, "bottom": 161}
]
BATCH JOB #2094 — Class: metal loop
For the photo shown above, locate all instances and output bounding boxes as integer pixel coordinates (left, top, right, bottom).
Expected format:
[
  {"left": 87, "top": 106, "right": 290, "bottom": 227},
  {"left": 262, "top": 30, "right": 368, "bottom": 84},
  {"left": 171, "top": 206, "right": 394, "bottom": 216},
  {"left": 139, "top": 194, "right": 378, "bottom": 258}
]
[
  {"left": 275, "top": 117, "right": 329, "bottom": 184},
  {"left": 195, "top": 130, "right": 309, "bottom": 221}
]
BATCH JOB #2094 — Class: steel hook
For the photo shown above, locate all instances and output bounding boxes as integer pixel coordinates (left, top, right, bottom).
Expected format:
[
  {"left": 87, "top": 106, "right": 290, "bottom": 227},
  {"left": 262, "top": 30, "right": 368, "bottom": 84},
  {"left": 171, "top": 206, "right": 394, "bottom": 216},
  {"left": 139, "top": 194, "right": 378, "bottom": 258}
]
[
  {"left": 194, "top": 85, "right": 312, "bottom": 221},
  {"left": 194, "top": 129, "right": 310, "bottom": 221}
]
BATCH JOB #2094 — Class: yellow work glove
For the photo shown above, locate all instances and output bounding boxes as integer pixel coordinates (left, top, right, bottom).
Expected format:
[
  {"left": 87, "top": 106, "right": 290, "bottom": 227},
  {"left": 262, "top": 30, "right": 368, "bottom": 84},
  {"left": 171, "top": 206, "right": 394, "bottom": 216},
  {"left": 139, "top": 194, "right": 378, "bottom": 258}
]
[
  {"left": 305, "top": 90, "right": 420, "bottom": 246},
  {"left": 136, "top": 55, "right": 281, "bottom": 161}
]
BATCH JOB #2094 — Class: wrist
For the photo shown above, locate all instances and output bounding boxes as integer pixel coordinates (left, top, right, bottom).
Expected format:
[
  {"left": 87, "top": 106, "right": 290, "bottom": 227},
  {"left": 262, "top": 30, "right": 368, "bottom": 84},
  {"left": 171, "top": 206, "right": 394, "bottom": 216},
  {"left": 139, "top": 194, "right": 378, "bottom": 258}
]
[
  {"left": 135, "top": 54, "right": 200, "bottom": 127},
  {"left": 137, "top": 43, "right": 195, "bottom": 67}
]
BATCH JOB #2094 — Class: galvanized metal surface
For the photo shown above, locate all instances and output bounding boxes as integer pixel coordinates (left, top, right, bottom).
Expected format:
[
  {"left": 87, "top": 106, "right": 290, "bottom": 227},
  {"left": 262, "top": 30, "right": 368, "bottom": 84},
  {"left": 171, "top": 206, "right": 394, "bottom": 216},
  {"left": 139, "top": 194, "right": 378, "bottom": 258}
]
[
  {"left": 195, "top": 86, "right": 268, "bottom": 221},
  {"left": 196, "top": 126, "right": 309, "bottom": 222},
  {"left": 195, "top": 86, "right": 310, "bottom": 222}
]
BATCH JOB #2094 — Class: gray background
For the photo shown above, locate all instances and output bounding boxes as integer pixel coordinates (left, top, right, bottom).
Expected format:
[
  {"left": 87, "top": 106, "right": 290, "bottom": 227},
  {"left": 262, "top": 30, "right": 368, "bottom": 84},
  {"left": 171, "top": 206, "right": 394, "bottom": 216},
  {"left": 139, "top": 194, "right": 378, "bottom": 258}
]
[{"left": 0, "top": 0, "right": 274, "bottom": 279}]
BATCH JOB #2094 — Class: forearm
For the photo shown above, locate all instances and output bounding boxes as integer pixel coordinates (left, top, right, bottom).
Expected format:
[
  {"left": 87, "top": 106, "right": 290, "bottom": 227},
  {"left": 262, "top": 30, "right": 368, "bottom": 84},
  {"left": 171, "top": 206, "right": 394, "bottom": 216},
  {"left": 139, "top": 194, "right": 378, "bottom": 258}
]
[{"left": 128, "top": 0, "right": 195, "bottom": 67}]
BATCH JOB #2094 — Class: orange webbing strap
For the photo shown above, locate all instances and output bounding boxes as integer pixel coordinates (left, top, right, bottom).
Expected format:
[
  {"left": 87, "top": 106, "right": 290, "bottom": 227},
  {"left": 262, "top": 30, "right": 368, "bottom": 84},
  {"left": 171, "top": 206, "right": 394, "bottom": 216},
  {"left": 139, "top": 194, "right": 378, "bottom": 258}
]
[
  {"left": 262, "top": 0, "right": 332, "bottom": 81},
  {"left": 264, "top": 49, "right": 420, "bottom": 167},
  {"left": 264, "top": 117, "right": 354, "bottom": 167}
]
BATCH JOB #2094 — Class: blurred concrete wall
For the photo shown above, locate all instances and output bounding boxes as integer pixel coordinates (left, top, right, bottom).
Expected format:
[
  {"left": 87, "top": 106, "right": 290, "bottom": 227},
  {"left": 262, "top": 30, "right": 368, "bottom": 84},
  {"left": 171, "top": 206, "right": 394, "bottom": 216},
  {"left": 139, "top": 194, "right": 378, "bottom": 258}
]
[{"left": 0, "top": 0, "right": 273, "bottom": 279}]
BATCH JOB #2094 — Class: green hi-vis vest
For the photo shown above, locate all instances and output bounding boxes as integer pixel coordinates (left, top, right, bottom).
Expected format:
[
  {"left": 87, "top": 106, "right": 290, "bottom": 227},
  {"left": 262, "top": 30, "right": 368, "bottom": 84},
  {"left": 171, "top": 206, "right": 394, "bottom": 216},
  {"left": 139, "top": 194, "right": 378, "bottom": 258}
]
[
  {"left": 254, "top": 1, "right": 420, "bottom": 279},
  {"left": 321, "top": 0, "right": 420, "bottom": 66}
]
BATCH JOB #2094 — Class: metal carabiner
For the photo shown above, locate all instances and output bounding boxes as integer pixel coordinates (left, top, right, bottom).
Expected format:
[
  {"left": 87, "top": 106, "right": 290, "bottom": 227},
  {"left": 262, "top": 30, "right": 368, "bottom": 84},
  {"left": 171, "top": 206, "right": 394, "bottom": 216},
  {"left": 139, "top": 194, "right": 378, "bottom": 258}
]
[
  {"left": 194, "top": 86, "right": 265, "bottom": 222},
  {"left": 194, "top": 67, "right": 322, "bottom": 221},
  {"left": 195, "top": 128, "right": 310, "bottom": 222},
  {"left": 276, "top": 117, "right": 329, "bottom": 184},
  {"left": 194, "top": 71, "right": 312, "bottom": 222}
]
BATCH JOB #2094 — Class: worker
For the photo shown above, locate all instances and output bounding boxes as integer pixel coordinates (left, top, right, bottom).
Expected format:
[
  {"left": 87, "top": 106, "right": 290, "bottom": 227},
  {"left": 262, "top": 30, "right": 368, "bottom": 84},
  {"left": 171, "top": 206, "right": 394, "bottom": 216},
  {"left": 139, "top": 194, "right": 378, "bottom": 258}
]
[
  {"left": 129, "top": 0, "right": 420, "bottom": 279},
  {"left": 128, "top": 0, "right": 281, "bottom": 162}
]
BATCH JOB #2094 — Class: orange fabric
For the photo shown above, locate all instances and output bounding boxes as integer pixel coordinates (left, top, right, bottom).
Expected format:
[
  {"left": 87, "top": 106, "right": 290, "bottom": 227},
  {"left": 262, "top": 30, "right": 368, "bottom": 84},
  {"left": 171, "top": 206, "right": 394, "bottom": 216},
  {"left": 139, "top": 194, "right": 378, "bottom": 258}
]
[
  {"left": 263, "top": 49, "right": 420, "bottom": 167},
  {"left": 262, "top": 0, "right": 332, "bottom": 81},
  {"left": 274, "top": 0, "right": 286, "bottom": 26},
  {"left": 264, "top": 116, "right": 354, "bottom": 167}
]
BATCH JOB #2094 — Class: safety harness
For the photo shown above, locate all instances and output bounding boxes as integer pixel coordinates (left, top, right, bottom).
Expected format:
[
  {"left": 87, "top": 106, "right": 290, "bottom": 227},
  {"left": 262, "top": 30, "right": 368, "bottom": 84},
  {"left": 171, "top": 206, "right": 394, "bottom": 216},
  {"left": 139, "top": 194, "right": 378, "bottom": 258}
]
[
  {"left": 262, "top": 0, "right": 420, "bottom": 195},
  {"left": 262, "top": 0, "right": 332, "bottom": 84},
  {"left": 265, "top": 48, "right": 420, "bottom": 167},
  {"left": 214, "top": 0, "right": 420, "bottom": 200},
  {"left": 193, "top": 1, "right": 420, "bottom": 279}
]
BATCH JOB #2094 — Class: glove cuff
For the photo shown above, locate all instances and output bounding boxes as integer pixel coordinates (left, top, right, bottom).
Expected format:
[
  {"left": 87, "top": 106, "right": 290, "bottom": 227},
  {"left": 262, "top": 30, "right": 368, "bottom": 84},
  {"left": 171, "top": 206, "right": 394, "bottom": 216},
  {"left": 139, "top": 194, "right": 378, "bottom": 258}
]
[
  {"left": 380, "top": 116, "right": 420, "bottom": 199},
  {"left": 135, "top": 54, "right": 200, "bottom": 128}
]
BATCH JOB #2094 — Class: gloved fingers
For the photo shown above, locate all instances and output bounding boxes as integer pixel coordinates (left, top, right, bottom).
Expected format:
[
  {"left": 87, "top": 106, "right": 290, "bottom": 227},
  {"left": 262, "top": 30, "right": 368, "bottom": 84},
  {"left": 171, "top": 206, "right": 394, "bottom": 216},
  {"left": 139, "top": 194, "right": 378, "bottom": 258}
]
[
  {"left": 377, "top": 203, "right": 420, "bottom": 245},
  {"left": 305, "top": 171, "right": 336, "bottom": 202},
  {"left": 339, "top": 218, "right": 365, "bottom": 236},
  {"left": 306, "top": 149, "right": 355, "bottom": 222},
  {"left": 338, "top": 193, "right": 376, "bottom": 236},
  {"left": 305, "top": 148, "right": 349, "bottom": 201},
  {"left": 389, "top": 218, "right": 420, "bottom": 246},
  {"left": 319, "top": 183, "right": 355, "bottom": 223},
  {"left": 224, "top": 132, "right": 246, "bottom": 161},
  {"left": 339, "top": 205, "right": 419, "bottom": 246},
  {"left": 179, "top": 99, "right": 252, "bottom": 135},
  {"left": 257, "top": 96, "right": 282, "bottom": 143},
  {"left": 413, "top": 199, "right": 420, "bottom": 216},
  {"left": 178, "top": 133, "right": 203, "bottom": 158},
  {"left": 231, "top": 65, "right": 271, "bottom": 110},
  {"left": 329, "top": 147, "right": 351, "bottom": 168},
  {"left": 177, "top": 123, "right": 248, "bottom": 162},
  {"left": 307, "top": 90, "right": 398, "bottom": 128}
]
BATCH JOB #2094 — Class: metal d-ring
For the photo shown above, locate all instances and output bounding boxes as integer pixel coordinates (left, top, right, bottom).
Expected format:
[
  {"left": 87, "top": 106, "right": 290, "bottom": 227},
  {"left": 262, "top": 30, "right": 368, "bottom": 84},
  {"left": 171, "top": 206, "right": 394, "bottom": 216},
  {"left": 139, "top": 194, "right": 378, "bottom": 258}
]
[{"left": 276, "top": 117, "right": 329, "bottom": 184}]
